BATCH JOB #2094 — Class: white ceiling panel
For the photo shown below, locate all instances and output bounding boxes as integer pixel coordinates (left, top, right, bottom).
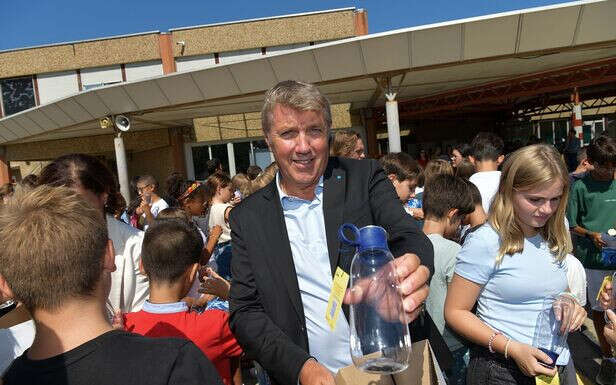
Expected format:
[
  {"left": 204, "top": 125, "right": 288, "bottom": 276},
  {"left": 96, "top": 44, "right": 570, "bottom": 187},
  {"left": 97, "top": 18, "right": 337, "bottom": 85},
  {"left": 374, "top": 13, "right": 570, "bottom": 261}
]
[
  {"left": 268, "top": 51, "right": 322, "bottom": 84},
  {"left": 229, "top": 59, "right": 279, "bottom": 93},
  {"left": 123, "top": 81, "right": 169, "bottom": 110},
  {"left": 313, "top": 42, "right": 365, "bottom": 81},
  {"left": 412, "top": 25, "right": 461, "bottom": 67},
  {"left": 39, "top": 104, "right": 75, "bottom": 127},
  {"left": 156, "top": 74, "right": 203, "bottom": 104},
  {"left": 56, "top": 98, "right": 94, "bottom": 123},
  {"left": 13, "top": 115, "right": 44, "bottom": 135},
  {"left": 464, "top": 15, "right": 519, "bottom": 60},
  {"left": 0, "top": 121, "right": 20, "bottom": 141},
  {"left": 576, "top": 1, "right": 616, "bottom": 45},
  {"left": 190, "top": 67, "right": 241, "bottom": 99},
  {"left": 3, "top": 119, "right": 32, "bottom": 137},
  {"left": 27, "top": 109, "right": 60, "bottom": 131},
  {"left": 95, "top": 87, "right": 138, "bottom": 114},
  {"left": 72, "top": 92, "right": 111, "bottom": 118},
  {"left": 518, "top": 7, "right": 580, "bottom": 52},
  {"left": 361, "top": 33, "right": 411, "bottom": 73}
]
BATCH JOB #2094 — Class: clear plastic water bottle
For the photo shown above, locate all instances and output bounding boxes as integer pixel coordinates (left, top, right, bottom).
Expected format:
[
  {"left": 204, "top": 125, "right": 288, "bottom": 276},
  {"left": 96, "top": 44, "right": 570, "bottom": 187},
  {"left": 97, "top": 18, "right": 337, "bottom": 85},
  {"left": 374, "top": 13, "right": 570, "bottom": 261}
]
[
  {"left": 533, "top": 293, "right": 575, "bottom": 368},
  {"left": 338, "top": 224, "right": 411, "bottom": 374}
]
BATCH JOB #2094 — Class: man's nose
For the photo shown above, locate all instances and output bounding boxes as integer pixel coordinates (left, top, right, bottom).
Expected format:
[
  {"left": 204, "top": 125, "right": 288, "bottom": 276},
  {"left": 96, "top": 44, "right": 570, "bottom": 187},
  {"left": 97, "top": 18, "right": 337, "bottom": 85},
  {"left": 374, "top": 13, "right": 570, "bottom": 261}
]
[{"left": 295, "top": 132, "right": 311, "bottom": 153}]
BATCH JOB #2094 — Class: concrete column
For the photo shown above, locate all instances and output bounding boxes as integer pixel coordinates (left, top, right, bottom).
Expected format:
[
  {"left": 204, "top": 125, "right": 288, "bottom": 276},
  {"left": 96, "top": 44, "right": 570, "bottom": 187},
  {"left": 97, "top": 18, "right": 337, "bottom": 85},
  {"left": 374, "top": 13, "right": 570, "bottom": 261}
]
[
  {"left": 0, "top": 146, "right": 10, "bottom": 185},
  {"left": 227, "top": 142, "right": 236, "bottom": 177},
  {"left": 114, "top": 136, "right": 130, "bottom": 204},
  {"left": 385, "top": 92, "right": 401, "bottom": 153}
]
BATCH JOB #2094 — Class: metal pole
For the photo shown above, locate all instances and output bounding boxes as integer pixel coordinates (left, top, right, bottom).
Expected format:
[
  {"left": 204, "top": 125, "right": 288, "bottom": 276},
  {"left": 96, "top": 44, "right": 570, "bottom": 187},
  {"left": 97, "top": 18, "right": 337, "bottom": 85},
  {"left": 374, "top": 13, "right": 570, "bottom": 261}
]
[
  {"left": 385, "top": 92, "right": 401, "bottom": 153},
  {"left": 114, "top": 135, "right": 130, "bottom": 204}
]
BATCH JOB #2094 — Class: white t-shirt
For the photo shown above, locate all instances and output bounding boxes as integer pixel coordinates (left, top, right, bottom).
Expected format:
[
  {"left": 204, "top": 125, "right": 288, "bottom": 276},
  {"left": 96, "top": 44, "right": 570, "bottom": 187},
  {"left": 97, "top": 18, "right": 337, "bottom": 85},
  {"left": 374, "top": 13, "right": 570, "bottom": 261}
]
[
  {"left": 149, "top": 198, "right": 169, "bottom": 217},
  {"left": 208, "top": 203, "right": 232, "bottom": 244},
  {"left": 469, "top": 171, "right": 501, "bottom": 213},
  {"left": 106, "top": 215, "right": 148, "bottom": 316},
  {"left": 0, "top": 320, "right": 35, "bottom": 374},
  {"left": 565, "top": 254, "right": 586, "bottom": 306}
]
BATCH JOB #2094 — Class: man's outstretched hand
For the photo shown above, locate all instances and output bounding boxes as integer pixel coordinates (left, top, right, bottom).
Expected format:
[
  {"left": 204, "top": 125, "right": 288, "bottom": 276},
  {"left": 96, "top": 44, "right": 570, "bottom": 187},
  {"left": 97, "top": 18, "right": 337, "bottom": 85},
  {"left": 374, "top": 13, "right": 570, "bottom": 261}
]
[
  {"left": 343, "top": 253, "right": 430, "bottom": 323},
  {"left": 299, "top": 359, "right": 335, "bottom": 385}
]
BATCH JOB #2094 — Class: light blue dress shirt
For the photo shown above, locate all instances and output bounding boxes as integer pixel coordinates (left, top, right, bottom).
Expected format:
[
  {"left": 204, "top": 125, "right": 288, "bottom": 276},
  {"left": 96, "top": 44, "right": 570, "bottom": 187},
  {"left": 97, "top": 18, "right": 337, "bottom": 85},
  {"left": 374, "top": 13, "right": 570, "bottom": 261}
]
[{"left": 276, "top": 173, "right": 353, "bottom": 372}]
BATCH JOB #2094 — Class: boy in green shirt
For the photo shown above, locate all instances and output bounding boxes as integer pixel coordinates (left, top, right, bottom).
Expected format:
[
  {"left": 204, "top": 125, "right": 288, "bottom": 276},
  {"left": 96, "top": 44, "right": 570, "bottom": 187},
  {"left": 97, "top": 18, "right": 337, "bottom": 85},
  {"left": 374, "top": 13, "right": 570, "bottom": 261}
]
[{"left": 567, "top": 135, "right": 616, "bottom": 385}]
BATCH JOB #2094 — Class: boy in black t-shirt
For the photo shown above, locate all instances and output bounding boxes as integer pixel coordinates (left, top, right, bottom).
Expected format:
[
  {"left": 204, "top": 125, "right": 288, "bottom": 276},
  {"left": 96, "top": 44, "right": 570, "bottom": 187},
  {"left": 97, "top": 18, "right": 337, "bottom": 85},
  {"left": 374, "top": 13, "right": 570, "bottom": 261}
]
[{"left": 0, "top": 185, "right": 223, "bottom": 385}]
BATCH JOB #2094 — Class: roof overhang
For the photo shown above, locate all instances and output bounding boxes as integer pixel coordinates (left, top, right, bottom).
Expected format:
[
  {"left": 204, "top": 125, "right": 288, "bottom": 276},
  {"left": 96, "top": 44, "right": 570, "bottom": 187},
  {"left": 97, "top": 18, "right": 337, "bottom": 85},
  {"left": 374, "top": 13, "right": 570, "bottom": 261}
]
[{"left": 1, "top": 0, "right": 615, "bottom": 144}]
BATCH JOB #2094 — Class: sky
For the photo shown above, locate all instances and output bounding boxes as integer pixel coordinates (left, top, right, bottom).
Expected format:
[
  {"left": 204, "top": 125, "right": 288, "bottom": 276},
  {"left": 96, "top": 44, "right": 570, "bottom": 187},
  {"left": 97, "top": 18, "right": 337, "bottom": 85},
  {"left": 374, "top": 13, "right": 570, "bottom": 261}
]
[{"left": 0, "top": 0, "right": 575, "bottom": 51}]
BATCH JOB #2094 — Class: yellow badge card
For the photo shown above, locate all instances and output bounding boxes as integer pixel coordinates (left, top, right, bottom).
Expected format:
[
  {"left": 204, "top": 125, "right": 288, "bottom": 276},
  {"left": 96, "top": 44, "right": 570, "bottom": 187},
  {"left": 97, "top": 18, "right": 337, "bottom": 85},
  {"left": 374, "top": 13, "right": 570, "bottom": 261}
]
[
  {"left": 536, "top": 373, "right": 560, "bottom": 385},
  {"left": 326, "top": 267, "right": 350, "bottom": 331},
  {"left": 597, "top": 274, "right": 613, "bottom": 301}
]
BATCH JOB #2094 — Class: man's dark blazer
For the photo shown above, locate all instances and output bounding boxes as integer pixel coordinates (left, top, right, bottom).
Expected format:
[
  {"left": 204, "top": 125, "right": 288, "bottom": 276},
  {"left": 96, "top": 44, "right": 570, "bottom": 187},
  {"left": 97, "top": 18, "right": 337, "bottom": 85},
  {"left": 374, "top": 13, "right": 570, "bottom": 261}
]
[{"left": 229, "top": 157, "right": 434, "bottom": 385}]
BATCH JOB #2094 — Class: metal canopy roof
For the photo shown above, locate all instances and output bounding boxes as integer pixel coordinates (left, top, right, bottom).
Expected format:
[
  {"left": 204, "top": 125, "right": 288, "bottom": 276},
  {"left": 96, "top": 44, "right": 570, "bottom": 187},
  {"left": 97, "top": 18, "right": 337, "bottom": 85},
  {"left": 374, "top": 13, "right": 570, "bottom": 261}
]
[{"left": 1, "top": 0, "right": 615, "bottom": 145}]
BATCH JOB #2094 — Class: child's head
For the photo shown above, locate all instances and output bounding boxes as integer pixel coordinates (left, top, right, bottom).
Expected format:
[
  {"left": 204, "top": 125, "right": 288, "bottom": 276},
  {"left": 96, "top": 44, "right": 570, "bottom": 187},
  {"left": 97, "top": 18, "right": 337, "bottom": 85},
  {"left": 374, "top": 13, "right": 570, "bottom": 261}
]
[
  {"left": 422, "top": 159, "right": 454, "bottom": 187},
  {"left": 575, "top": 147, "right": 593, "bottom": 173},
  {"left": 490, "top": 144, "right": 571, "bottom": 263},
  {"left": 206, "top": 172, "right": 233, "bottom": 203},
  {"left": 451, "top": 143, "right": 472, "bottom": 167},
  {"left": 156, "top": 207, "right": 192, "bottom": 223},
  {"left": 587, "top": 136, "right": 616, "bottom": 180},
  {"left": 330, "top": 129, "right": 365, "bottom": 159},
  {"left": 231, "top": 173, "right": 252, "bottom": 200},
  {"left": 141, "top": 220, "right": 204, "bottom": 294},
  {"left": 379, "top": 152, "right": 420, "bottom": 202},
  {"left": 470, "top": 132, "right": 504, "bottom": 169},
  {"left": 0, "top": 185, "right": 111, "bottom": 313},
  {"left": 246, "top": 165, "right": 262, "bottom": 181},
  {"left": 423, "top": 174, "right": 474, "bottom": 238},
  {"left": 454, "top": 159, "right": 475, "bottom": 180},
  {"left": 251, "top": 162, "right": 278, "bottom": 193},
  {"left": 166, "top": 173, "right": 210, "bottom": 216},
  {"left": 137, "top": 175, "right": 159, "bottom": 200}
]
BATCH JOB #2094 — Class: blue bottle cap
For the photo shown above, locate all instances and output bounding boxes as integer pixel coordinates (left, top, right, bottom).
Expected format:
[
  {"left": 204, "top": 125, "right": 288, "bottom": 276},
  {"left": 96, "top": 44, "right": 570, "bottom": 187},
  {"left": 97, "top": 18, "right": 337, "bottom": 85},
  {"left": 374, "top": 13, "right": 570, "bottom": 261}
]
[{"left": 358, "top": 225, "right": 388, "bottom": 253}]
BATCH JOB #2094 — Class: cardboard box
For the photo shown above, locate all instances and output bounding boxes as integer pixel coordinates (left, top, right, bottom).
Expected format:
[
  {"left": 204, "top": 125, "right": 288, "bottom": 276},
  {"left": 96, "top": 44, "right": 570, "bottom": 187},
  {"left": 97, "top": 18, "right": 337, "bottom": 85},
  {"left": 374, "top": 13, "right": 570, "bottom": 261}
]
[{"left": 335, "top": 340, "right": 446, "bottom": 385}]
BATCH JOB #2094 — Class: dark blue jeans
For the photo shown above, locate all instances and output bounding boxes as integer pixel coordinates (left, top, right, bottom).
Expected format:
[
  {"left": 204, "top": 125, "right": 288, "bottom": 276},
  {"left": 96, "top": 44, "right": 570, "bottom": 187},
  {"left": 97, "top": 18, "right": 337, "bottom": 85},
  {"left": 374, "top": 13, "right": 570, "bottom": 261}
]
[{"left": 467, "top": 346, "right": 576, "bottom": 385}]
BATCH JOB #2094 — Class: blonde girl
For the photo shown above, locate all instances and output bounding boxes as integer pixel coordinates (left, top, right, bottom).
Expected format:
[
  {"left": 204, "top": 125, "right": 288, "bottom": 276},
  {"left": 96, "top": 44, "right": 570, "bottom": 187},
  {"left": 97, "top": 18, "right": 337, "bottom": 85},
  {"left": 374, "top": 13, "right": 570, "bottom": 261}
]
[{"left": 445, "top": 144, "right": 586, "bottom": 384}]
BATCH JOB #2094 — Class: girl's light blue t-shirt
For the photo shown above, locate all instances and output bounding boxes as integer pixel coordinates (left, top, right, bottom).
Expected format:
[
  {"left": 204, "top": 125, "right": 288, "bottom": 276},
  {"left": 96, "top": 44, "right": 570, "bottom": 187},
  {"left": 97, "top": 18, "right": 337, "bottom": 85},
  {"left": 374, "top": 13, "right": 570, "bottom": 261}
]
[{"left": 455, "top": 224, "right": 570, "bottom": 365}]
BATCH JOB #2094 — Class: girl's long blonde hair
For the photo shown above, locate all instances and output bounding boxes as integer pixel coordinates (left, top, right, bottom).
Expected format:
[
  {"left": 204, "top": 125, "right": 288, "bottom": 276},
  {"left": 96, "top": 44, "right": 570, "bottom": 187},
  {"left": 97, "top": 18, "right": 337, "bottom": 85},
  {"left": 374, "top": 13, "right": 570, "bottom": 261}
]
[{"left": 489, "top": 144, "right": 572, "bottom": 264}]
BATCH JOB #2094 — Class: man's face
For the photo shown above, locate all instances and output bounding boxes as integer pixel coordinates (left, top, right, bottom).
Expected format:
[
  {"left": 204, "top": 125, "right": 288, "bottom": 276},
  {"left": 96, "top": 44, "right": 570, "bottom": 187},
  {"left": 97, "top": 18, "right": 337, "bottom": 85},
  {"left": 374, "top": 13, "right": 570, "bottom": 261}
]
[{"left": 266, "top": 104, "right": 329, "bottom": 193}]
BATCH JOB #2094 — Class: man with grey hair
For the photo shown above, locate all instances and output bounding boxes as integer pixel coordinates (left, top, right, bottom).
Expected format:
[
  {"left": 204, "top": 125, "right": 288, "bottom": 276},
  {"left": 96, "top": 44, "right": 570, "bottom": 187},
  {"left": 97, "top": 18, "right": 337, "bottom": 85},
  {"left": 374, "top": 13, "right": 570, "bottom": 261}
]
[{"left": 229, "top": 80, "right": 433, "bottom": 385}]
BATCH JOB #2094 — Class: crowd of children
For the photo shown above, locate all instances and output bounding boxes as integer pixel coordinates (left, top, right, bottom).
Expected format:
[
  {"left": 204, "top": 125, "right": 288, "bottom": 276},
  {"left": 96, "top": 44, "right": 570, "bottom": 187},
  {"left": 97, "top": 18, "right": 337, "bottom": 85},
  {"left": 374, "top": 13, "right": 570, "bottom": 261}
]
[{"left": 1, "top": 129, "right": 616, "bottom": 385}]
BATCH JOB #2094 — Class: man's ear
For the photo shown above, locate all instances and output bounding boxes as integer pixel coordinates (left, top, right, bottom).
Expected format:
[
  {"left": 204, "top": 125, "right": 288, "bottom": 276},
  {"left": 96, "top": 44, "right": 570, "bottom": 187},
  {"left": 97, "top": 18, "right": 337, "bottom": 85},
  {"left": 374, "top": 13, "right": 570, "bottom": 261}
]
[
  {"left": 103, "top": 239, "right": 116, "bottom": 273},
  {"left": 0, "top": 274, "right": 15, "bottom": 304},
  {"left": 497, "top": 155, "right": 505, "bottom": 165},
  {"left": 387, "top": 174, "right": 397, "bottom": 183}
]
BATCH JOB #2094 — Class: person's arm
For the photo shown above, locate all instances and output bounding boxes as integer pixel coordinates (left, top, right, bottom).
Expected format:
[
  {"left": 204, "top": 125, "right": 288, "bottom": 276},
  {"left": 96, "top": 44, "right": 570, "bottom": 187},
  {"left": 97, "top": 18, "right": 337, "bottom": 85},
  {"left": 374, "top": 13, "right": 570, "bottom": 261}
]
[
  {"left": 139, "top": 200, "right": 155, "bottom": 225},
  {"left": 201, "top": 225, "right": 223, "bottom": 265},
  {"left": 571, "top": 225, "right": 607, "bottom": 248},
  {"left": 444, "top": 274, "right": 557, "bottom": 377},
  {"left": 228, "top": 209, "right": 324, "bottom": 385},
  {"left": 567, "top": 182, "right": 606, "bottom": 248}
]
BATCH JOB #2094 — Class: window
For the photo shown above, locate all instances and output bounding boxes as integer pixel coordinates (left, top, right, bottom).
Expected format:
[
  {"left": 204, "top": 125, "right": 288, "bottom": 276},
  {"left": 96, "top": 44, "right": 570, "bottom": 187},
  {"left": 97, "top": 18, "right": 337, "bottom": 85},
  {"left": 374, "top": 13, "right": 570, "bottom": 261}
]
[{"left": 0, "top": 76, "right": 36, "bottom": 116}]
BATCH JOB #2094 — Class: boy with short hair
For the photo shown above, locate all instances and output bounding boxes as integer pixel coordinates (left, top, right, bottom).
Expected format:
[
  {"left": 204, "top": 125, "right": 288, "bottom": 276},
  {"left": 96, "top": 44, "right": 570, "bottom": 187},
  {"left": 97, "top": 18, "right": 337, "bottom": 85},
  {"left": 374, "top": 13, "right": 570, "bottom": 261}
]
[
  {"left": 423, "top": 174, "right": 475, "bottom": 384},
  {"left": 569, "top": 146, "right": 594, "bottom": 186},
  {"left": 567, "top": 135, "right": 616, "bottom": 384},
  {"left": 123, "top": 219, "right": 242, "bottom": 385},
  {"left": 468, "top": 132, "right": 505, "bottom": 213},
  {"left": 0, "top": 186, "right": 221, "bottom": 385},
  {"left": 379, "top": 152, "right": 421, "bottom": 204}
]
